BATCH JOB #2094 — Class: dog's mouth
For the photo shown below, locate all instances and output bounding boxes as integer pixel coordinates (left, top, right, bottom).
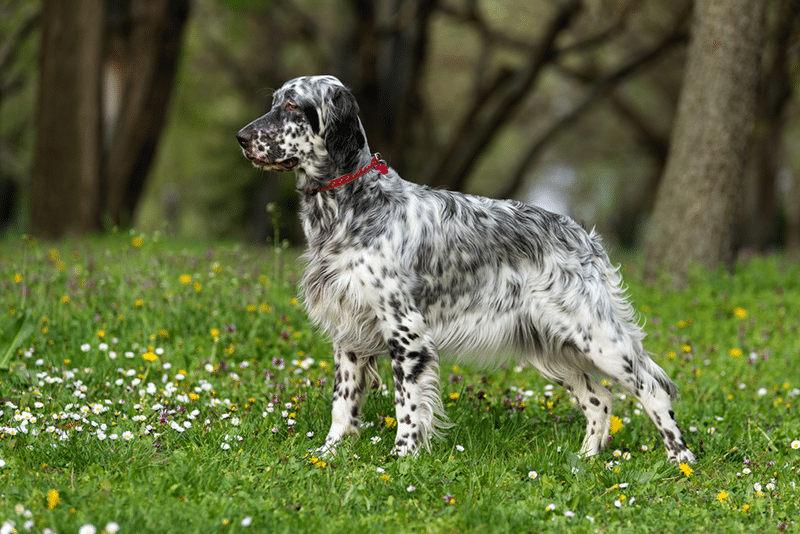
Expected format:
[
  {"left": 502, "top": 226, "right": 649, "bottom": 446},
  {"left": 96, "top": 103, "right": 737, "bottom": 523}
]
[{"left": 244, "top": 153, "right": 299, "bottom": 172}]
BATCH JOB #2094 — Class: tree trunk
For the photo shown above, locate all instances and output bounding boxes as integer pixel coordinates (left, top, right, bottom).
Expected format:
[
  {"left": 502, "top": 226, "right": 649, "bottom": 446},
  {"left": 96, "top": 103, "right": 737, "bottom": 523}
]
[
  {"left": 103, "top": 0, "right": 190, "bottom": 227},
  {"left": 643, "top": 0, "right": 767, "bottom": 285},
  {"left": 31, "top": 0, "right": 105, "bottom": 238}
]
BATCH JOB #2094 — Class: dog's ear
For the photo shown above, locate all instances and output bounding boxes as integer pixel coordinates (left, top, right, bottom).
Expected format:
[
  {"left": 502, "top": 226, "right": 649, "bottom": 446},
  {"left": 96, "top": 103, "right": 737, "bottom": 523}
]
[{"left": 324, "top": 86, "right": 366, "bottom": 173}]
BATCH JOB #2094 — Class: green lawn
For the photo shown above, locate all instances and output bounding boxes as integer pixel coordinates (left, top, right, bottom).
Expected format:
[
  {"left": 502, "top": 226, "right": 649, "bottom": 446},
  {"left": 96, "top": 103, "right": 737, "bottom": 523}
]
[{"left": 1, "top": 233, "right": 799, "bottom": 533}]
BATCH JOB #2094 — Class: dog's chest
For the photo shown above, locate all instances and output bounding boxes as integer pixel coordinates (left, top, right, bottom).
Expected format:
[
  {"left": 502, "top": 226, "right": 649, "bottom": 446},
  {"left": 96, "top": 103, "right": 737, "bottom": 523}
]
[{"left": 301, "top": 245, "right": 391, "bottom": 334}]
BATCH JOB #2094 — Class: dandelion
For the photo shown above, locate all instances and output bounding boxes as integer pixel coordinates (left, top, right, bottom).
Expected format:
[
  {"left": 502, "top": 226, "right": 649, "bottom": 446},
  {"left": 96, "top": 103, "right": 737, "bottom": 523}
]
[
  {"left": 132, "top": 236, "right": 143, "bottom": 248},
  {"left": 733, "top": 307, "right": 747, "bottom": 319},
  {"left": 679, "top": 463, "right": 694, "bottom": 477},
  {"left": 729, "top": 348, "right": 743, "bottom": 358},
  {"left": 46, "top": 489, "right": 60, "bottom": 509},
  {"left": 449, "top": 392, "right": 460, "bottom": 400},
  {"left": 716, "top": 490, "right": 729, "bottom": 502},
  {"left": 384, "top": 416, "right": 396, "bottom": 428},
  {"left": 609, "top": 415, "right": 623, "bottom": 434},
  {"left": 142, "top": 352, "right": 158, "bottom": 362},
  {"left": 179, "top": 274, "right": 192, "bottom": 284}
]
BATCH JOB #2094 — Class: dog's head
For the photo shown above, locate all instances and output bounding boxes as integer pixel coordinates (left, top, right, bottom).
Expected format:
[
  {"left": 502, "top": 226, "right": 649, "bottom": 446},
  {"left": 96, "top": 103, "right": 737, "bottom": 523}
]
[{"left": 237, "top": 75, "right": 367, "bottom": 183}]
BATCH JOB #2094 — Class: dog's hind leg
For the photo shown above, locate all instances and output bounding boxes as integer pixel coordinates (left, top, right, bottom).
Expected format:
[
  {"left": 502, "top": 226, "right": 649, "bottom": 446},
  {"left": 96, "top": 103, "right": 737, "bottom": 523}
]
[
  {"left": 317, "top": 346, "right": 376, "bottom": 457},
  {"left": 529, "top": 360, "right": 614, "bottom": 458},
  {"left": 581, "top": 324, "right": 696, "bottom": 464}
]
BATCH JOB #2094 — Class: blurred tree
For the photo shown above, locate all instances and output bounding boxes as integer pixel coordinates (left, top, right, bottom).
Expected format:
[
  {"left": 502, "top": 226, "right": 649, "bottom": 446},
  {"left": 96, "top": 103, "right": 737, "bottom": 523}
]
[
  {"left": 30, "top": 0, "right": 189, "bottom": 238},
  {"left": 197, "top": 0, "right": 693, "bottom": 245},
  {"left": 643, "top": 0, "right": 768, "bottom": 284},
  {"left": 31, "top": 0, "right": 105, "bottom": 237},
  {"left": 0, "top": 1, "right": 39, "bottom": 234}
]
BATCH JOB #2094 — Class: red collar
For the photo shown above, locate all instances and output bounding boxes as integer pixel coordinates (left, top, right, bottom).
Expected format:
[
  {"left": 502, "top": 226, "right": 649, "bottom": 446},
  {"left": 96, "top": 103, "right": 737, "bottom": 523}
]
[{"left": 306, "top": 154, "right": 388, "bottom": 195}]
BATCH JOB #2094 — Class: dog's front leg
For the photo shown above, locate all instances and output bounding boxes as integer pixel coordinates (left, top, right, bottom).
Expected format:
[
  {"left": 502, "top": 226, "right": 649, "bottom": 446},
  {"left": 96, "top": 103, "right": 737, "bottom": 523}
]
[
  {"left": 383, "top": 311, "right": 448, "bottom": 456},
  {"left": 317, "top": 346, "right": 369, "bottom": 457}
]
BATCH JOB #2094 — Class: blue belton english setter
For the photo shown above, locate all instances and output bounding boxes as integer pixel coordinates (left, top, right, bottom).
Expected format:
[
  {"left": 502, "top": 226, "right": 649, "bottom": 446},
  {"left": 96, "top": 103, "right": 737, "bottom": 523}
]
[{"left": 237, "top": 75, "right": 695, "bottom": 464}]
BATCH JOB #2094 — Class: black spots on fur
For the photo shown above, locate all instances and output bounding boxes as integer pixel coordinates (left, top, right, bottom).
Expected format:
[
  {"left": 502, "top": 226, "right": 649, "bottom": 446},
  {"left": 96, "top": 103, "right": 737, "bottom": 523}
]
[
  {"left": 410, "top": 404, "right": 417, "bottom": 412},
  {"left": 589, "top": 397, "right": 600, "bottom": 406},
  {"left": 407, "top": 347, "right": 434, "bottom": 384},
  {"left": 347, "top": 351, "right": 357, "bottom": 364}
]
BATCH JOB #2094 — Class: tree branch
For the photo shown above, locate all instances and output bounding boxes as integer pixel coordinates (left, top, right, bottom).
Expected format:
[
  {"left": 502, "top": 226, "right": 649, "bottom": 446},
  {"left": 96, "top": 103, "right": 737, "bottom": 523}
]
[
  {"left": 495, "top": 29, "right": 687, "bottom": 200},
  {"left": 424, "top": 0, "right": 583, "bottom": 189}
]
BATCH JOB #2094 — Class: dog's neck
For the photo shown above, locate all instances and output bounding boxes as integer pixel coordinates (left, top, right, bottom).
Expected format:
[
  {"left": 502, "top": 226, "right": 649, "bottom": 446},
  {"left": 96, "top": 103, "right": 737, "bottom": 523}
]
[{"left": 297, "top": 147, "right": 380, "bottom": 243}]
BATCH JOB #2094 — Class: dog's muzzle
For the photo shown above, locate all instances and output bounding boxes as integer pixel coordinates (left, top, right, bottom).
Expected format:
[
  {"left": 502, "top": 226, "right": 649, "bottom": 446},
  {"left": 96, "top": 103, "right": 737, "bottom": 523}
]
[{"left": 236, "top": 127, "right": 298, "bottom": 171}]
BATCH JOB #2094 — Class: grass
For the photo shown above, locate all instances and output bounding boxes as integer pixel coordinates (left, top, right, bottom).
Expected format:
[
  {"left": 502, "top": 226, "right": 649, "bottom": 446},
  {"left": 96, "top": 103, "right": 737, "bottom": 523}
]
[{"left": 1, "top": 232, "right": 799, "bottom": 533}]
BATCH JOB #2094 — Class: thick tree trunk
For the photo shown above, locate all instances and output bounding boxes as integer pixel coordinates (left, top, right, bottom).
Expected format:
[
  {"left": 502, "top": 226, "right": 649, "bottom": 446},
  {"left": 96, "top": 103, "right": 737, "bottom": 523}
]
[
  {"left": 643, "top": 0, "right": 767, "bottom": 285},
  {"left": 31, "top": 0, "right": 105, "bottom": 238},
  {"left": 103, "top": 0, "right": 190, "bottom": 227}
]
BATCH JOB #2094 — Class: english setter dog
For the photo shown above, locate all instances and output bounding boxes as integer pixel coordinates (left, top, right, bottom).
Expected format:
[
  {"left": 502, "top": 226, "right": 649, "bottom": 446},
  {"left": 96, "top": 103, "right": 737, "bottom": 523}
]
[{"left": 237, "top": 75, "right": 695, "bottom": 464}]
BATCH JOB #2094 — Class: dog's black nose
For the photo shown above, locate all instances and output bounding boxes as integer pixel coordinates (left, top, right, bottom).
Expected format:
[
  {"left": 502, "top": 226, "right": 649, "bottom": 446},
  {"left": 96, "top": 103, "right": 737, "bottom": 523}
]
[{"left": 236, "top": 128, "right": 253, "bottom": 147}]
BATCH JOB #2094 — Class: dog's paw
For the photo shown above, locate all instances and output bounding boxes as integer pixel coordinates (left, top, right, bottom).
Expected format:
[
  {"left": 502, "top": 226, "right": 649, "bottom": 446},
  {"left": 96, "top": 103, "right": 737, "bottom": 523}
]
[{"left": 670, "top": 447, "right": 696, "bottom": 464}]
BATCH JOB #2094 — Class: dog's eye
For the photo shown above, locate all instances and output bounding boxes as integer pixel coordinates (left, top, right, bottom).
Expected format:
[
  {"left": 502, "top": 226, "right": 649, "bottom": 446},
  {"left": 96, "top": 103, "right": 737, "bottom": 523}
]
[{"left": 285, "top": 101, "right": 298, "bottom": 112}]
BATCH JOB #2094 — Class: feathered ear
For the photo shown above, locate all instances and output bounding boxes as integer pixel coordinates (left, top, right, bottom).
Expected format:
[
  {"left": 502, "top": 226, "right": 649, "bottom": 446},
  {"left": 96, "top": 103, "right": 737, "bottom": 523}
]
[{"left": 324, "top": 86, "right": 366, "bottom": 173}]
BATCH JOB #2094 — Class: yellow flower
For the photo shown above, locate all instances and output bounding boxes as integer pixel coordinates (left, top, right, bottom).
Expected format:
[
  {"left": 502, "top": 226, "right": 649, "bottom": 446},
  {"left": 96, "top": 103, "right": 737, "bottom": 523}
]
[
  {"left": 260, "top": 303, "right": 271, "bottom": 313},
  {"left": 384, "top": 416, "right": 397, "bottom": 428},
  {"left": 733, "top": 307, "right": 747, "bottom": 319},
  {"left": 179, "top": 274, "right": 192, "bottom": 284},
  {"left": 210, "top": 328, "right": 220, "bottom": 338},
  {"left": 742, "top": 504, "right": 750, "bottom": 513},
  {"left": 132, "top": 236, "right": 143, "bottom": 248},
  {"left": 158, "top": 329, "right": 169, "bottom": 338},
  {"left": 211, "top": 262, "right": 222, "bottom": 274},
  {"left": 609, "top": 415, "right": 623, "bottom": 434},
  {"left": 449, "top": 392, "right": 460, "bottom": 400},
  {"left": 61, "top": 296, "right": 70, "bottom": 304},
  {"left": 47, "top": 489, "right": 60, "bottom": 509},
  {"left": 729, "top": 348, "right": 743, "bottom": 357},
  {"left": 134, "top": 299, "right": 144, "bottom": 308},
  {"left": 380, "top": 474, "right": 390, "bottom": 481},
  {"left": 716, "top": 490, "right": 729, "bottom": 502},
  {"left": 142, "top": 352, "right": 158, "bottom": 362},
  {"left": 193, "top": 282, "right": 202, "bottom": 292},
  {"left": 679, "top": 462, "right": 694, "bottom": 477},
  {"left": 681, "top": 345, "right": 692, "bottom": 354},
  {"left": 97, "top": 330, "right": 105, "bottom": 339},
  {"left": 189, "top": 393, "right": 200, "bottom": 401},
  {"left": 13, "top": 273, "right": 22, "bottom": 283}
]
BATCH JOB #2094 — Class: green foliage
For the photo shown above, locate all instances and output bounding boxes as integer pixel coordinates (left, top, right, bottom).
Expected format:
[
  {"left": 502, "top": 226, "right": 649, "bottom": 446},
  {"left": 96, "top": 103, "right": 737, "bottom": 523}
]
[{"left": 1, "top": 236, "right": 799, "bottom": 533}]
